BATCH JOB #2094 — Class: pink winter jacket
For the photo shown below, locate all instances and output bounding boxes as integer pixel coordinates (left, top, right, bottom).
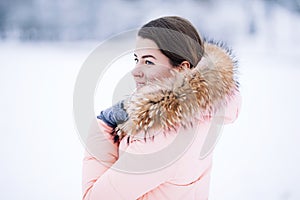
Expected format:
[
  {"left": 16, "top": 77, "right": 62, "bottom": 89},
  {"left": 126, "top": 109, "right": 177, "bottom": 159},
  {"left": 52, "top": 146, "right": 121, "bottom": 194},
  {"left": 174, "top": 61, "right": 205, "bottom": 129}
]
[
  {"left": 82, "top": 92, "right": 241, "bottom": 200},
  {"left": 82, "top": 41, "right": 242, "bottom": 200}
]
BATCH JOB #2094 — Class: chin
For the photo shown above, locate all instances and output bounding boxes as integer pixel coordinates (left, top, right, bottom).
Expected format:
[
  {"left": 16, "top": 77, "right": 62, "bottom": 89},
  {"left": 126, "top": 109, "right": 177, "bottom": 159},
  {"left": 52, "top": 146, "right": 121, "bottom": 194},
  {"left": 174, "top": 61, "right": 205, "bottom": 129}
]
[{"left": 136, "top": 83, "right": 146, "bottom": 89}]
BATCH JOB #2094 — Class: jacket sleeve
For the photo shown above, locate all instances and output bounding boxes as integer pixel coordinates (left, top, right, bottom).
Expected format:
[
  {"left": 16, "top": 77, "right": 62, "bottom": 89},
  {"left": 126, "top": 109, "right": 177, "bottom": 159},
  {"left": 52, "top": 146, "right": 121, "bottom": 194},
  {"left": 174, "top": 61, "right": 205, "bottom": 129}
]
[
  {"left": 82, "top": 119, "right": 120, "bottom": 200},
  {"left": 215, "top": 91, "right": 242, "bottom": 124},
  {"left": 82, "top": 127, "right": 175, "bottom": 200}
]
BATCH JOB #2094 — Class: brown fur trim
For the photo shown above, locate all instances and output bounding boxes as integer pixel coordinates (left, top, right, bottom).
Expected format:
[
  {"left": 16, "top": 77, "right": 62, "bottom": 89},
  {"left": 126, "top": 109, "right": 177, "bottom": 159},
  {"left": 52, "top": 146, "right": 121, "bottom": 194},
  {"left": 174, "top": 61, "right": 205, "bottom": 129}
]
[{"left": 115, "top": 41, "right": 239, "bottom": 143}]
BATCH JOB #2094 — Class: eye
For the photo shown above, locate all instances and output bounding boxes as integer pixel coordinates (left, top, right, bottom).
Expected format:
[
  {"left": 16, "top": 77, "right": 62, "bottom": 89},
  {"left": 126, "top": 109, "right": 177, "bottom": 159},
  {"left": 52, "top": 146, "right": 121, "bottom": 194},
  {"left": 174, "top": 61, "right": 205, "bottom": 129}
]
[
  {"left": 145, "top": 60, "right": 154, "bottom": 65},
  {"left": 134, "top": 58, "right": 138, "bottom": 63}
]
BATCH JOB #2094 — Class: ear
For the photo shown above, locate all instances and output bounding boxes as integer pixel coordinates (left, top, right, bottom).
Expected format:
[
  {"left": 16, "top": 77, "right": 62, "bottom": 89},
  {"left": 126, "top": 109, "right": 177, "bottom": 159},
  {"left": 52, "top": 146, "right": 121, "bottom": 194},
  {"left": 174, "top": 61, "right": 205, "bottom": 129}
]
[{"left": 177, "top": 61, "right": 190, "bottom": 72}]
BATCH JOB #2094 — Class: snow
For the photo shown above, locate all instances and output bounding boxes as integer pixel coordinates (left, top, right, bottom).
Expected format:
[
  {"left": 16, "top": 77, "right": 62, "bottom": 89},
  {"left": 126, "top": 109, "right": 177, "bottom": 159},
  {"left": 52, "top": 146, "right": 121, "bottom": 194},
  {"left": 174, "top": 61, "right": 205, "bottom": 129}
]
[
  {"left": 1, "top": 36, "right": 299, "bottom": 199},
  {"left": 0, "top": 41, "right": 92, "bottom": 199},
  {"left": 209, "top": 38, "right": 300, "bottom": 200},
  {"left": 1, "top": 1, "right": 300, "bottom": 199}
]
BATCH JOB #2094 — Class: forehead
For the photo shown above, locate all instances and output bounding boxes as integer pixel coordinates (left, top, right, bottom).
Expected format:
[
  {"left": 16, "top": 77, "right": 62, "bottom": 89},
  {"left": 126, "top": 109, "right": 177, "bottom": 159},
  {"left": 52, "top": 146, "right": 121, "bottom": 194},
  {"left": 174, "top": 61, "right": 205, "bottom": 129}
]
[
  {"left": 135, "top": 36, "right": 158, "bottom": 49},
  {"left": 134, "top": 37, "right": 160, "bottom": 55}
]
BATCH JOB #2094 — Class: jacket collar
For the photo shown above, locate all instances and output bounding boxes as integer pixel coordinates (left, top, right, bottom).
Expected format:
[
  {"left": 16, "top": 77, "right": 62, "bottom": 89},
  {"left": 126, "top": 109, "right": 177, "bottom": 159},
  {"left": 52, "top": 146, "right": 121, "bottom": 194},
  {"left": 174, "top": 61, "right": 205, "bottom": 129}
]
[{"left": 116, "top": 40, "right": 240, "bottom": 142}]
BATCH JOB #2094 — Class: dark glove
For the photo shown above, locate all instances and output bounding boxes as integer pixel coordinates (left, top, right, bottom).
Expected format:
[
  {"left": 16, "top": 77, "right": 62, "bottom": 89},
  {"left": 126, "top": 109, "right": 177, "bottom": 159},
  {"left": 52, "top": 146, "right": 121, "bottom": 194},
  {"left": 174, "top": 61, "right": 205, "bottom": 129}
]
[{"left": 97, "top": 100, "right": 128, "bottom": 128}]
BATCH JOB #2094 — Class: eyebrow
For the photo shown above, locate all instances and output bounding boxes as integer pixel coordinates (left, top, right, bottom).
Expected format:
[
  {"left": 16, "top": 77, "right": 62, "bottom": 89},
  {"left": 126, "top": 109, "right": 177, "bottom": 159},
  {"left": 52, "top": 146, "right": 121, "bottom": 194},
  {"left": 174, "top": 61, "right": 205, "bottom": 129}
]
[{"left": 134, "top": 53, "right": 157, "bottom": 60}]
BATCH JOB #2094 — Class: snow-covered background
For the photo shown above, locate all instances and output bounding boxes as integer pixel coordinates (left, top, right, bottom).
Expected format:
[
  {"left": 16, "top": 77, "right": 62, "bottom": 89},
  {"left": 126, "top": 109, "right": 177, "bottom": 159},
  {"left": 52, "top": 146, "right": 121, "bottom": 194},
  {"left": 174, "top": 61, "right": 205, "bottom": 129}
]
[{"left": 1, "top": 0, "right": 300, "bottom": 199}]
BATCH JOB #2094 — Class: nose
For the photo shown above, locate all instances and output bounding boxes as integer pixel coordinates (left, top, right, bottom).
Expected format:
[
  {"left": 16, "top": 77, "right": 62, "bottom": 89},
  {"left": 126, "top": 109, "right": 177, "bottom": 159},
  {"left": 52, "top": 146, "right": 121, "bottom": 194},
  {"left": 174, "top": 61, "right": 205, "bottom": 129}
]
[{"left": 131, "top": 66, "right": 144, "bottom": 79}]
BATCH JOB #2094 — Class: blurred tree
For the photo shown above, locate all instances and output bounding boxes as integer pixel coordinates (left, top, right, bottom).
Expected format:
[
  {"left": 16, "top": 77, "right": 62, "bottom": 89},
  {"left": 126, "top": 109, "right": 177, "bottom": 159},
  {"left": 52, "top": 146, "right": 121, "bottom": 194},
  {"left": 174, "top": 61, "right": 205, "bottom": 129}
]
[
  {"left": 0, "top": 1, "right": 7, "bottom": 39},
  {"left": 264, "top": 0, "right": 300, "bottom": 13},
  {"left": 0, "top": 0, "right": 299, "bottom": 41}
]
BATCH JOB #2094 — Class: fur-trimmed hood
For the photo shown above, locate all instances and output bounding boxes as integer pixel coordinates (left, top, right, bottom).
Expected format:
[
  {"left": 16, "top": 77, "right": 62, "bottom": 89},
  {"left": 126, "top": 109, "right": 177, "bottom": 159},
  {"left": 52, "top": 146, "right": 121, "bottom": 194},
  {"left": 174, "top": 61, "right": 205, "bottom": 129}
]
[{"left": 115, "top": 40, "right": 240, "bottom": 143}]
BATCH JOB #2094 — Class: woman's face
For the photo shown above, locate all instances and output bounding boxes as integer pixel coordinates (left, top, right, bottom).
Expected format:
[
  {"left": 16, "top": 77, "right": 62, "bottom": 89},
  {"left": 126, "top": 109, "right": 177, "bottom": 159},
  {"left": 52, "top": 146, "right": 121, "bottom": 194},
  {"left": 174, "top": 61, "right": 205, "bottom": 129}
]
[{"left": 132, "top": 36, "right": 175, "bottom": 89}]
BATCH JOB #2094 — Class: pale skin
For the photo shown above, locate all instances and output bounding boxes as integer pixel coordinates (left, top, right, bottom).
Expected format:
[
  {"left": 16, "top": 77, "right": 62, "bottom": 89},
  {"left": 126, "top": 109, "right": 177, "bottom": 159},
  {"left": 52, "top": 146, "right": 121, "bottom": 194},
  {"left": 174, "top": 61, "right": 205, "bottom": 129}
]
[
  {"left": 95, "top": 37, "right": 190, "bottom": 130},
  {"left": 132, "top": 36, "right": 190, "bottom": 89}
]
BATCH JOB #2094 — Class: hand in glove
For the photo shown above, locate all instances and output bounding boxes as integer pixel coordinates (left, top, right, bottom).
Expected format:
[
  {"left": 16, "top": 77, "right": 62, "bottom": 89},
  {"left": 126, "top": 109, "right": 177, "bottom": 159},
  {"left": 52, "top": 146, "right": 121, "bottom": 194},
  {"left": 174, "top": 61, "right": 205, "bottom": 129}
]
[{"left": 97, "top": 100, "right": 128, "bottom": 129}]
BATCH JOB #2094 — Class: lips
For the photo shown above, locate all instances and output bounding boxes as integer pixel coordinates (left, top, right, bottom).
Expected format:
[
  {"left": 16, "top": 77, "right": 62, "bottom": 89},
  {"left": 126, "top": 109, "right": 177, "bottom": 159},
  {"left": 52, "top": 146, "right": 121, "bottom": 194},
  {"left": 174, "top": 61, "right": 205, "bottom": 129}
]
[{"left": 136, "top": 82, "right": 145, "bottom": 88}]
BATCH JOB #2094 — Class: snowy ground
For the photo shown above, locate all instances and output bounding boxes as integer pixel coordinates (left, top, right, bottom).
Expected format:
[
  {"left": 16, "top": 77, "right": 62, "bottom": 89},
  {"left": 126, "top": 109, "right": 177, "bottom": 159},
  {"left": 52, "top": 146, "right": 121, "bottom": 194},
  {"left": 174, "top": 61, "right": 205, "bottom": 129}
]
[
  {"left": 210, "top": 37, "right": 300, "bottom": 200},
  {"left": 0, "top": 36, "right": 299, "bottom": 200}
]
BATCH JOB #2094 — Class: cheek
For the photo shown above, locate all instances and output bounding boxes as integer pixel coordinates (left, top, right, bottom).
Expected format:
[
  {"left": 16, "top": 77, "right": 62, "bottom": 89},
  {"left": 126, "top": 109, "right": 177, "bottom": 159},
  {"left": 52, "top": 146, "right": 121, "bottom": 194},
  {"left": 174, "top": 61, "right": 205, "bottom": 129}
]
[{"left": 146, "top": 66, "right": 173, "bottom": 81}]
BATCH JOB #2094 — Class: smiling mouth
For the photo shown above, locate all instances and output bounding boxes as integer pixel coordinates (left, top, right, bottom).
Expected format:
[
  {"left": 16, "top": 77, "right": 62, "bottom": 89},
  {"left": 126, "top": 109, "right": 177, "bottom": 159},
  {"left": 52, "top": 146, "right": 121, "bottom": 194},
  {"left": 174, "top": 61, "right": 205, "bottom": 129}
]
[{"left": 136, "top": 82, "right": 145, "bottom": 88}]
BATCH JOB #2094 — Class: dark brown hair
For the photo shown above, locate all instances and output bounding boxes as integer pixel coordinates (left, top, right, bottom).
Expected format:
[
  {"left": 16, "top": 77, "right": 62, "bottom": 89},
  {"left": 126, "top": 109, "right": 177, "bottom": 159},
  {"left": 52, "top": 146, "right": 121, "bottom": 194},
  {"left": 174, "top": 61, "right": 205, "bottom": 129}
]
[{"left": 138, "top": 16, "right": 204, "bottom": 68}]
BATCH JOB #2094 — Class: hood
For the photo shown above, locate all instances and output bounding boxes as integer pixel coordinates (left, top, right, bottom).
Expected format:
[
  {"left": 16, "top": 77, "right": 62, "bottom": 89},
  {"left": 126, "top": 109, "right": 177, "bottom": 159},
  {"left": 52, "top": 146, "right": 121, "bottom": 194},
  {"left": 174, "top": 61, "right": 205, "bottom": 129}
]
[{"left": 114, "top": 40, "right": 240, "bottom": 143}]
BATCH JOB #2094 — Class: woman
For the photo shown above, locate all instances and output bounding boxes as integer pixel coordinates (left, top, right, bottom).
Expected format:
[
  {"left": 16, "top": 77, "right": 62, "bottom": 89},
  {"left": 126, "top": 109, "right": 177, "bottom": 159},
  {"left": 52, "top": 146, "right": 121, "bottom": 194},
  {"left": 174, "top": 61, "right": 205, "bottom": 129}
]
[{"left": 82, "top": 16, "right": 241, "bottom": 200}]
